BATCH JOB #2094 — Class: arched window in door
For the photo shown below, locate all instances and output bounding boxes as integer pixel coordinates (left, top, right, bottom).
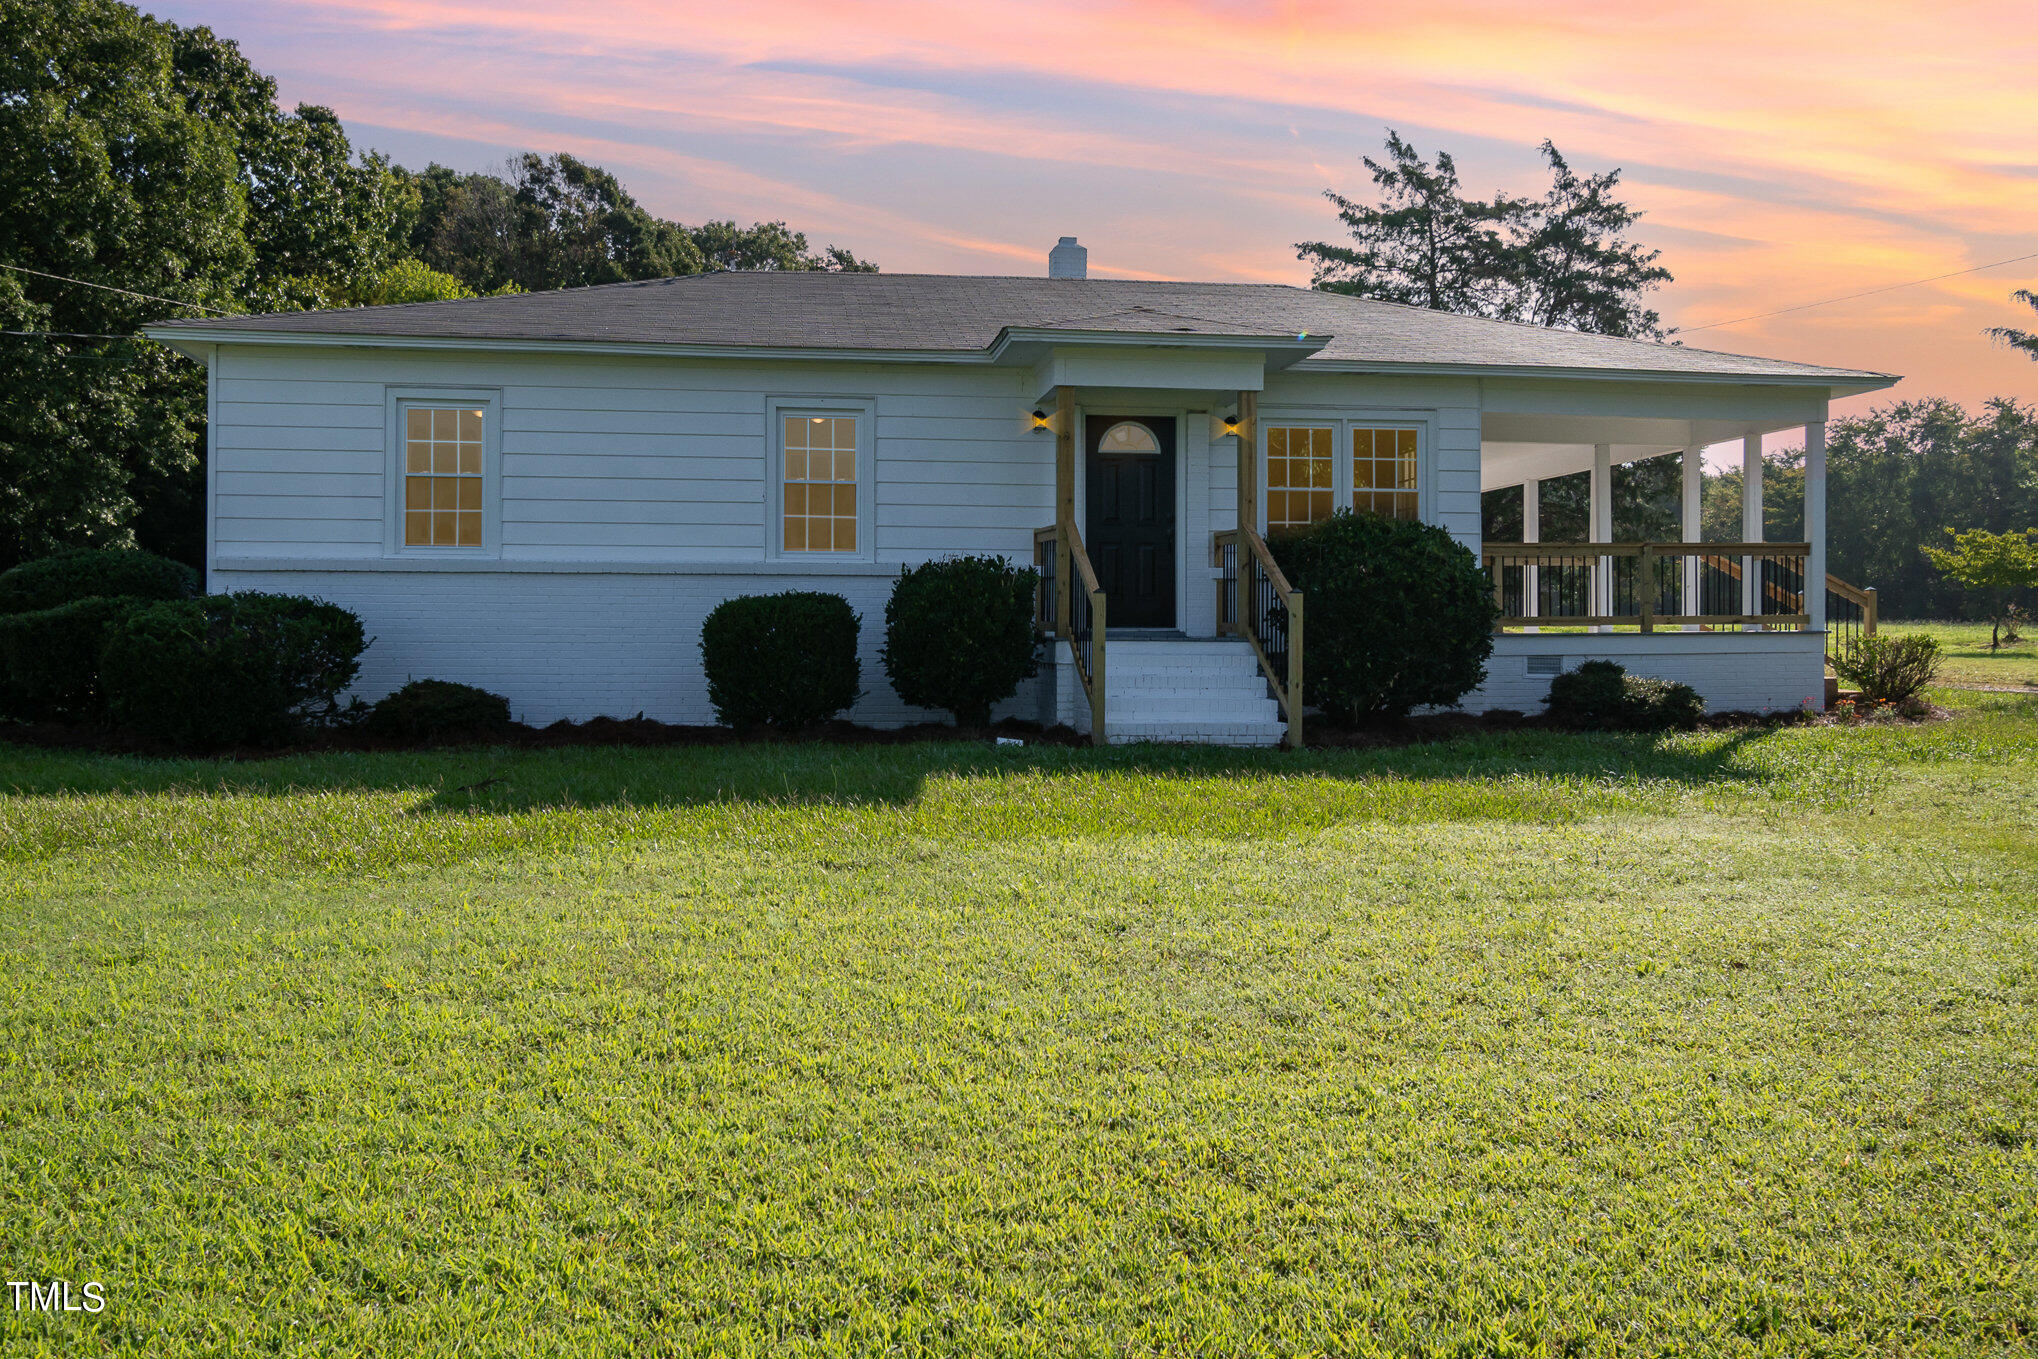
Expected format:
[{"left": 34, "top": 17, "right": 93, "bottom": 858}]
[{"left": 1096, "top": 420, "right": 1161, "bottom": 455}]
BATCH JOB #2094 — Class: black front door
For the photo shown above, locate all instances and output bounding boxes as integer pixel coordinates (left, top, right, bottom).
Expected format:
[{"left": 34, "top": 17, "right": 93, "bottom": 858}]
[{"left": 1085, "top": 415, "right": 1176, "bottom": 629}]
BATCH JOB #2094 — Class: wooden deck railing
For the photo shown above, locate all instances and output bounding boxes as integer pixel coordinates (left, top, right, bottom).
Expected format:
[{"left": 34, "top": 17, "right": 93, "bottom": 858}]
[
  {"left": 1482, "top": 541, "right": 1811, "bottom": 631},
  {"left": 1035, "top": 522, "right": 1107, "bottom": 745},
  {"left": 1214, "top": 527, "right": 1305, "bottom": 748}
]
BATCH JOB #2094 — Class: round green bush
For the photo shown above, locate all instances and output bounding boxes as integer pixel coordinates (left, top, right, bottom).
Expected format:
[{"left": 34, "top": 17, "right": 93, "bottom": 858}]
[
  {"left": 100, "top": 593, "right": 368, "bottom": 748},
  {"left": 365, "top": 679, "right": 514, "bottom": 741},
  {"left": 0, "top": 548, "right": 197, "bottom": 615},
  {"left": 0, "top": 596, "right": 148, "bottom": 721},
  {"left": 1832, "top": 633, "right": 1941, "bottom": 705},
  {"left": 1544, "top": 659, "right": 1705, "bottom": 730},
  {"left": 1268, "top": 511, "right": 1498, "bottom": 723},
  {"left": 881, "top": 556, "right": 1041, "bottom": 728},
  {"left": 700, "top": 592, "right": 862, "bottom": 729}
]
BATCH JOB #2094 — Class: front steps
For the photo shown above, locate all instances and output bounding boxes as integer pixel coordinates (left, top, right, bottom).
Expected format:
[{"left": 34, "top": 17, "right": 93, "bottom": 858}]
[{"left": 1054, "top": 634, "right": 1287, "bottom": 746}]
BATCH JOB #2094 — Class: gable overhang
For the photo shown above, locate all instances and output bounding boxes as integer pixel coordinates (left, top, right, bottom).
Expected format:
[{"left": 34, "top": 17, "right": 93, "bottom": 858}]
[{"left": 985, "top": 327, "right": 1329, "bottom": 403}]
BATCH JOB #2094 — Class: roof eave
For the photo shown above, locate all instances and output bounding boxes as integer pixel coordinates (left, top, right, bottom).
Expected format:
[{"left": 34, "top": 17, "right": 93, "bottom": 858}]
[{"left": 1293, "top": 356, "right": 1901, "bottom": 394}]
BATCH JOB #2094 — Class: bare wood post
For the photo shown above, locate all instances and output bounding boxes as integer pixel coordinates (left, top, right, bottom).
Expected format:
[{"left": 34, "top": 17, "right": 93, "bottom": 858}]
[
  {"left": 1088, "top": 589, "right": 1107, "bottom": 746},
  {"left": 1638, "top": 543, "right": 1655, "bottom": 633},
  {"left": 1235, "top": 390, "right": 1258, "bottom": 534},
  {"left": 1054, "top": 386, "right": 1075, "bottom": 637},
  {"left": 1864, "top": 586, "right": 1877, "bottom": 638},
  {"left": 1286, "top": 593, "right": 1304, "bottom": 749},
  {"left": 1522, "top": 478, "right": 1540, "bottom": 633}
]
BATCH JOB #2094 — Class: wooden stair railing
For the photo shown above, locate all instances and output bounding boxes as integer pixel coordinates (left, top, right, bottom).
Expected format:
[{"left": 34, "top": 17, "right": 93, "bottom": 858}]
[
  {"left": 1825, "top": 573, "right": 1878, "bottom": 666},
  {"left": 1213, "top": 527, "right": 1305, "bottom": 748},
  {"left": 1035, "top": 521, "right": 1107, "bottom": 745}
]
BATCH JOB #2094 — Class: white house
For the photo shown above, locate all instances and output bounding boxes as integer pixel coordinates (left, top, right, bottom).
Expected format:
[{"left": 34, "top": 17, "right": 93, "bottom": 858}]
[{"left": 146, "top": 239, "right": 1896, "bottom": 746}]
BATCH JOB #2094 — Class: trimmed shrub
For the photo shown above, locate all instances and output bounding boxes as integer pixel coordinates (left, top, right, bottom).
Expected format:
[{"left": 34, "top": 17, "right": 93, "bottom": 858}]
[
  {"left": 1545, "top": 659, "right": 1705, "bottom": 730},
  {"left": 100, "top": 593, "right": 367, "bottom": 747},
  {"left": 365, "top": 679, "right": 513, "bottom": 742},
  {"left": 1268, "top": 511, "right": 1498, "bottom": 723},
  {"left": 700, "top": 592, "right": 862, "bottom": 729},
  {"left": 0, "top": 548, "right": 197, "bottom": 615},
  {"left": 1832, "top": 633, "right": 1941, "bottom": 705},
  {"left": 882, "top": 556, "right": 1041, "bottom": 728},
  {"left": 0, "top": 596, "right": 147, "bottom": 721}
]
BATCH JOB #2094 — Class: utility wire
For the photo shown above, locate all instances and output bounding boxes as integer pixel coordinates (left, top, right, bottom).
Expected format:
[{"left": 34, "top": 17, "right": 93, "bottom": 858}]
[
  {"left": 0, "top": 261, "right": 236, "bottom": 317},
  {"left": 2, "top": 328, "right": 143, "bottom": 341},
  {"left": 1674, "top": 249, "right": 2038, "bottom": 334}
]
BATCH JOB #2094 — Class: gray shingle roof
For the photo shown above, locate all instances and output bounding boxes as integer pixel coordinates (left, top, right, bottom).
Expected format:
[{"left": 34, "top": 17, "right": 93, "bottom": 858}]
[{"left": 149, "top": 272, "right": 1893, "bottom": 384}]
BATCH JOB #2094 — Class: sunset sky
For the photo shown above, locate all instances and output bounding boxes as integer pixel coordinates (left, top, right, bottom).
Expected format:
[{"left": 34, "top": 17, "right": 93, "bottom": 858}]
[{"left": 159, "top": 1, "right": 2038, "bottom": 423}]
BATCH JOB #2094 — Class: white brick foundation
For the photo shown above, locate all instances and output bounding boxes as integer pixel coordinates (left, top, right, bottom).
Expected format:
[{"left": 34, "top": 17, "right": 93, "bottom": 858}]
[
  {"left": 212, "top": 564, "right": 1052, "bottom": 728},
  {"left": 1461, "top": 631, "right": 1827, "bottom": 716}
]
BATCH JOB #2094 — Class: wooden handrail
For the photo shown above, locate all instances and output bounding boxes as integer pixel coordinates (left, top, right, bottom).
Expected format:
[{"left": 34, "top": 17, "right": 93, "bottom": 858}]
[
  {"left": 1064, "top": 518, "right": 1103, "bottom": 598},
  {"left": 1037, "top": 520, "right": 1107, "bottom": 745},
  {"left": 1214, "top": 527, "right": 1305, "bottom": 748}
]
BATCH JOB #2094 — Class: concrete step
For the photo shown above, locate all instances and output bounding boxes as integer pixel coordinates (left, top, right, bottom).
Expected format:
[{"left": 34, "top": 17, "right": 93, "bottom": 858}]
[
  {"left": 1107, "top": 719, "right": 1286, "bottom": 747},
  {"left": 1056, "top": 635, "right": 1289, "bottom": 745}
]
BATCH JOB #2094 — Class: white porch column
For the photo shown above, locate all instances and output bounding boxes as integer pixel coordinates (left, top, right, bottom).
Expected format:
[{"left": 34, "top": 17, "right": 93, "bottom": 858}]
[
  {"left": 1522, "top": 478, "right": 1540, "bottom": 633},
  {"left": 1805, "top": 420, "right": 1827, "bottom": 632},
  {"left": 1681, "top": 437, "right": 1704, "bottom": 631},
  {"left": 1741, "top": 433, "right": 1764, "bottom": 630},
  {"left": 1590, "top": 443, "right": 1613, "bottom": 632}
]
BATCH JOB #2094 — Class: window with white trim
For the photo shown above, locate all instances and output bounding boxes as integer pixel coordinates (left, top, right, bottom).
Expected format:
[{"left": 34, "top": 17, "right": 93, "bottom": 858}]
[
  {"left": 1262, "top": 420, "right": 1422, "bottom": 530},
  {"left": 777, "top": 410, "right": 863, "bottom": 554},
  {"left": 401, "top": 404, "right": 485, "bottom": 547}
]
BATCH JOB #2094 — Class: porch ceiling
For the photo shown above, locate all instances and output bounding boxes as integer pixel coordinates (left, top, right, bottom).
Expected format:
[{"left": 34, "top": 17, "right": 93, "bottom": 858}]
[{"left": 1480, "top": 411, "right": 1812, "bottom": 490}]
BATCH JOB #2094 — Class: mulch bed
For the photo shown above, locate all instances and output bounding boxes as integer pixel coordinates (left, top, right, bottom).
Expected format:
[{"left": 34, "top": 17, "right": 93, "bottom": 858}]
[
  {"left": 0, "top": 714, "right": 1091, "bottom": 761},
  {"left": 0, "top": 702, "right": 1926, "bottom": 763}
]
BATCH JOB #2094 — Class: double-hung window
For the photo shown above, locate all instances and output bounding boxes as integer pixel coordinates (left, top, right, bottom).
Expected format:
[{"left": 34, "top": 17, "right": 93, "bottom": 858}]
[
  {"left": 390, "top": 390, "right": 497, "bottom": 554},
  {"left": 771, "top": 401, "right": 872, "bottom": 558},
  {"left": 1261, "top": 419, "right": 1424, "bottom": 530}
]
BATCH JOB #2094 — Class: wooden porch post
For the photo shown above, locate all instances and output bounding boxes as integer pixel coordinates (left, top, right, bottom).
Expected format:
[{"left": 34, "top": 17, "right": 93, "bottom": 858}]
[
  {"left": 1235, "top": 390, "right": 1258, "bottom": 533},
  {"left": 1522, "top": 478, "right": 1540, "bottom": 634},
  {"left": 1055, "top": 386, "right": 1075, "bottom": 636},
  {"left": 1741, "top": 432, "right": 1764, "bottom": 630}
]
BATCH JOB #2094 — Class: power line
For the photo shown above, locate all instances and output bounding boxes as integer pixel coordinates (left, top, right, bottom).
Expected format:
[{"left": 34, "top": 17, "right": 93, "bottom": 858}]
[
  {"left": 0, "top": 261, "right": 236, "bottom": 317},
  {"left": 2, "top": 328, "right": 142, "bottom": 341},
  {"left": 1674, "top": 249, "right": 2038, "bottom": 334}
]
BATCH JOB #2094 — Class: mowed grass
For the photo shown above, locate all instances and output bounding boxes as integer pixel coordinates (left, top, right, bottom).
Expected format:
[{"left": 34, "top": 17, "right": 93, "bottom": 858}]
[
  {"left": 1883, "top": 620, "right": 2038, "bottom": 688},
  {"left": 2, "top": 706, "right": 2036, "bottom": 1356}
]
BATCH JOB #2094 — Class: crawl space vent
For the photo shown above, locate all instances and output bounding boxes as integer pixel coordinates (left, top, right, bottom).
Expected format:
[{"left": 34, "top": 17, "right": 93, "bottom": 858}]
[{"left": 1525, "top": 655, "right": 1564, "bottom": 677}]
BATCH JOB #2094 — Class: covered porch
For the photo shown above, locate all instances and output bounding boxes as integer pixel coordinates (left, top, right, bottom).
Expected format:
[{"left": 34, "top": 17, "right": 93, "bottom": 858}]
[{"left": 1480, "top": 395, "right": 1875, "bottom": 655}]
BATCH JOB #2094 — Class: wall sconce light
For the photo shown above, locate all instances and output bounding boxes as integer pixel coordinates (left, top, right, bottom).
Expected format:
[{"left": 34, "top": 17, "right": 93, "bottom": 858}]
[
  {"left": 1220, "top": 410, "right": 1241, "bottom": 435},
  {"left": 1030, "top": 408, "right": 1051, "bottom": 432}
]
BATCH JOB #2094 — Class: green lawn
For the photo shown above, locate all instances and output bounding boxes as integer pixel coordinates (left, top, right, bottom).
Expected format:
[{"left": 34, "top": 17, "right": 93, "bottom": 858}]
[
  {"left": 1881, "top": 620, "right": 2038, "bottom": 688},
  {"left": 3, "top": 701, "right": 2036, "bottom": 1356}
]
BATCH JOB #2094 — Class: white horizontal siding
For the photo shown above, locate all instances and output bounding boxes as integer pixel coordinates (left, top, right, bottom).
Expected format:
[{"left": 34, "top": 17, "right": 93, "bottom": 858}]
[{"left": 211, "top": 345, "right": 1043, "bottom": 566}]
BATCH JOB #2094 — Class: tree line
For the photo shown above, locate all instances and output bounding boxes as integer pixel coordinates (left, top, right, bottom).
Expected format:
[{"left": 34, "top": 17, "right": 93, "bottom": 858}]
[{"left": 0, "top": 0, "right": 874, "bottom": 567}]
